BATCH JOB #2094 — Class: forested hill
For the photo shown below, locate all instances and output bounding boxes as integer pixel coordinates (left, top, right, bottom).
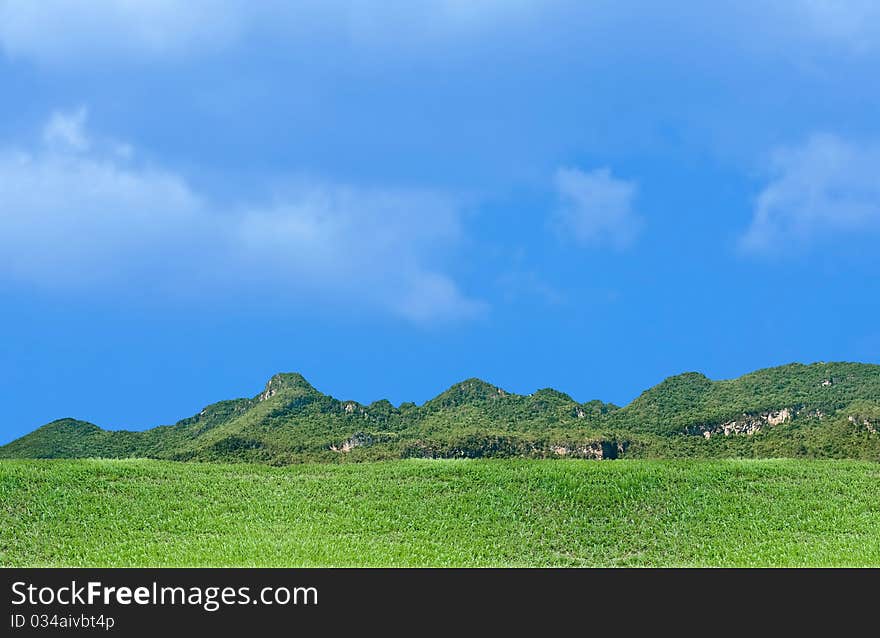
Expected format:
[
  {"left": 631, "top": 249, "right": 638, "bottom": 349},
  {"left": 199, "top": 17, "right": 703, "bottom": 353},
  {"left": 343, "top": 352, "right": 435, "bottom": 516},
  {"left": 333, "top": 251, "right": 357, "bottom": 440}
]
[{"left": 2, "top": 362, "right": 879, "bottom": 463}]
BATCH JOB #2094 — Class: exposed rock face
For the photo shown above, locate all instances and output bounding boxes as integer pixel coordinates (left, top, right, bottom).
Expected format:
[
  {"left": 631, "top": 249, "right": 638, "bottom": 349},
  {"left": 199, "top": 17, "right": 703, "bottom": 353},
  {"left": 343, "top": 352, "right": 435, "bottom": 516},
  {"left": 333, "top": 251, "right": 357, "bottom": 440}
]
[
  {"left": 403, "top": 438, "right": 626, "bottom": 460},
  {"left": 849, "top": 415, "right": 878, "bottom": 435},
  {"left": 550, "top": 441, "right": 623, "bottom": 459},
  {"left": 685, "top": 408, "right": 793, "bottom": 438},
  {"left": 766, "top": 408, "right": 792, "bottom": 426},
  {"left": 330, "top": 432, "right": 373, "bottom": 453}
]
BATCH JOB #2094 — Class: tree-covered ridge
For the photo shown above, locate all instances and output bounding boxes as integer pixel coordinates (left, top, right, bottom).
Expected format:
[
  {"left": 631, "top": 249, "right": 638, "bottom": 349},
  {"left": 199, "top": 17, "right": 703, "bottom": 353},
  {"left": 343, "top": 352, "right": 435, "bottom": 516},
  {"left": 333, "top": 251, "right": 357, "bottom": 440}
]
[
  {"left": 613, "top": 362, "right": 880, "bottom": 434},
  {"left": 2, "top": 361, "right": 878, "bottom": 463}
]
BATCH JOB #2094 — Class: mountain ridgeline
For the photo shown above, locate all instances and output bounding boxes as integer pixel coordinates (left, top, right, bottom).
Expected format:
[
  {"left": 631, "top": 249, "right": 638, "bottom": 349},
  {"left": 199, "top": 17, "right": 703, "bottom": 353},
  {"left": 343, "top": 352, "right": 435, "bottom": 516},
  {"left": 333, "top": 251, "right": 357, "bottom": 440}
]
[{"left": 2, "top": 362, "right": 879, "bottom": 463}]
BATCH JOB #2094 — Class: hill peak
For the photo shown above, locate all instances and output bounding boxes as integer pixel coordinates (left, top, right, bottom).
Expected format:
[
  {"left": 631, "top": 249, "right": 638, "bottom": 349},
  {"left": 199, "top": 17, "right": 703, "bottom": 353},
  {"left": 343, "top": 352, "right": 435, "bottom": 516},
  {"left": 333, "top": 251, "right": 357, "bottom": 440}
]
[
  {"left": 40, "top": 418, "right": 101, "bottom": 433},
  {"left": 627, "top": 371, "right": 713, "bottom": 410},
  {"left": 651, "top": 371, "right": 712, "bottom": 391},
  {"left": 532, "top": 388, "right": 575, "bottom": 402},
  {"left": 258, "top": 373, "right": 319, "bottom": 400},
  {"left": 426, "top": 378, "right": 510, "bottom": 409}
]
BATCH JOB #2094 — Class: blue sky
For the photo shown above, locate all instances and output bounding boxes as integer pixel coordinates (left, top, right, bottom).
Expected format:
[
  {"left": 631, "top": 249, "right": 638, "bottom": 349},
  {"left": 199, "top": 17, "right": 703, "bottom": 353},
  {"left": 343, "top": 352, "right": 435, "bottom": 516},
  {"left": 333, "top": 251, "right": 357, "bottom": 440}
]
[{"left": 1, "top": 1, "right": 879, "bottom": 443}]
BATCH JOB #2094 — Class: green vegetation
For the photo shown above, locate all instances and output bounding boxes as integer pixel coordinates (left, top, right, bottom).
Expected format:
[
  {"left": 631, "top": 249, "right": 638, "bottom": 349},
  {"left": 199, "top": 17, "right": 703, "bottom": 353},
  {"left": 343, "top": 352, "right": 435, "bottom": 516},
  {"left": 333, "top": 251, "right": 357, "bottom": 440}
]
[
  {"left": 1, "top": 361, "right": 878, "bottom": 463},
  {"left": 5, "top": 364, "right": 875, "bottom": 567},
  {"left": 3, "top": 458, "right": 880, "bottom": 567}
]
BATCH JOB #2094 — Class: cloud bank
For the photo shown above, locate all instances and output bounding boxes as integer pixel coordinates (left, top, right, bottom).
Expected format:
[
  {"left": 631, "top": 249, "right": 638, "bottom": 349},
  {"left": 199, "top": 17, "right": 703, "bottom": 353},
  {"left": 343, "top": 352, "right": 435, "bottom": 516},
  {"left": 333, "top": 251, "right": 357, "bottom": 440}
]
[
  {"left": 0, "top": 0, "right": 250, "bottom": 63},
  {"left": 0, "top": 0, "right": 537, "bottom": 65},
  {"left": 741, "top": 133, "right": 880, "bottom": 253},
  {"left": 3, "top": 1, "right": 878, "bottom": 68},
  {"left": 0, "top": 109, "right": 484, "bottom": 322}
]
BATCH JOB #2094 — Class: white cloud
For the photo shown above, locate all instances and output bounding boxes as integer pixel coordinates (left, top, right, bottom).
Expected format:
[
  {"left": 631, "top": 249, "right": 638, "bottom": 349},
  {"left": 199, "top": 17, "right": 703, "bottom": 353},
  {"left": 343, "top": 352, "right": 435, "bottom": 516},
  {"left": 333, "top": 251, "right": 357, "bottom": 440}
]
[
  {"left": 393, "top": 271, "right": 486, "bottom": 323},
  {"left": 740, "top": 134, "right": 880, "bottom": 253},
  {"left": 796, "top": 0, "right": 880, "bottom": 52},
  {"left": 0, "top": 0, "right": 537, "bottom": 65},
  {"left": 0, "top": 109, "right": 483, "bottom": 322},
  {"left": 0, "top": 110, "right": 202, "bottom": 285},
  {"left": 42, "top": 107, "right": 90, "bottom": 152},
  {"left": 1, "top": 2, "right": 878, "bottom": 67},
  {"left": 0, "top": 0, "right": 248, "bottom": 63},
  {"left": 234, "top": 184, "right": 486, "bottom": 321},
  {"left": 552, "top": 167, "right": 642, "bottom": 249}
]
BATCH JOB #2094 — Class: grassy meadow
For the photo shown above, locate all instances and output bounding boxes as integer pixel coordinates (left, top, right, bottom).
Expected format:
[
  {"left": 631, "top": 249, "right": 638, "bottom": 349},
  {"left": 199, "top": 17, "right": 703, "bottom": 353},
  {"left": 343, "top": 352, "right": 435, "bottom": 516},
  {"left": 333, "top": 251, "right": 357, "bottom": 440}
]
[{"left": 2, "top": 458, "right": 880, "bottom": 567}]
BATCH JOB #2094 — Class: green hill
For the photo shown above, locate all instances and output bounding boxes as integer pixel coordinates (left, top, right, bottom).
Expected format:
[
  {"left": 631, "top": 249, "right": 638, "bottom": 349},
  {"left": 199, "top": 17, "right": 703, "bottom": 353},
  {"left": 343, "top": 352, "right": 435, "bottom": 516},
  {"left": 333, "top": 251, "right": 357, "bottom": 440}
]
[{"left": 2, "top": 362, "right": 879, "bottom": 463}]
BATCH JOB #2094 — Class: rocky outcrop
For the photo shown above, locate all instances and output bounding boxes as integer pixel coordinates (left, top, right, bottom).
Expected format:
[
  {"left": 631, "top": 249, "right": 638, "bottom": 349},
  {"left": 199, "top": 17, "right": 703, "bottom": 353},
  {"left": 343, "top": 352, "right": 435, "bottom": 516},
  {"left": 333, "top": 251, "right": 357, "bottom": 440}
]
[
  {"left": 685, "top": 408, "right": 793, "bottom": 439},
  {"left": 403, "top": 437, "right": 627, "bottom": 460},
  {"left": 330, "top": 432, "right": 373, "bottom": 453},
  {"left": 550, "top": 441, "right": 625, "bottom": 459},
  {"left": 849, "top": 415, "right": 878, "bottom": 435},
  {"left": 257, "top": 373, "right": 318, "bottom": 401}
]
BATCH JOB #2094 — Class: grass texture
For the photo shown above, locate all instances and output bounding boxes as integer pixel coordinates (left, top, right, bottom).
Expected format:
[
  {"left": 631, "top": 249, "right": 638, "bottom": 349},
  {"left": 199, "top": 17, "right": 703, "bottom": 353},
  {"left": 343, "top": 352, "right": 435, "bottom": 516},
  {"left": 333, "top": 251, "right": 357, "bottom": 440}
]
[{"left": 3, "top": 458, "right": 879, "bottom": 567}]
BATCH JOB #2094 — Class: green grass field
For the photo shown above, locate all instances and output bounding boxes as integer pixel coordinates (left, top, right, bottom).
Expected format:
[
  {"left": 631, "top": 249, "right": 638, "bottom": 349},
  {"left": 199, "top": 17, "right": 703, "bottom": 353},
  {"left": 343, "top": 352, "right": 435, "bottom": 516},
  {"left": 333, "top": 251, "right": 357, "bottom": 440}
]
[{"left": 3, "top": 458, "right": 880, "bottom": 567}]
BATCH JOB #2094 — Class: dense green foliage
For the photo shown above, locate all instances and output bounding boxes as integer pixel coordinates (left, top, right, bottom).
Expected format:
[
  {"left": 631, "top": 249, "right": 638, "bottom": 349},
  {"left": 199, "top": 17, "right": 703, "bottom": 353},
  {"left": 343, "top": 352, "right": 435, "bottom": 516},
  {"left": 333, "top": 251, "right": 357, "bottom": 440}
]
[
  {"left": 3, "top": 458, "right": 880, "bottom": 567},
  {"left": 613, "top": 362, "right": 880, "bottom": 434},
  {"left": 1, "top": 362, "right": 878, "bottom": 463}
]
